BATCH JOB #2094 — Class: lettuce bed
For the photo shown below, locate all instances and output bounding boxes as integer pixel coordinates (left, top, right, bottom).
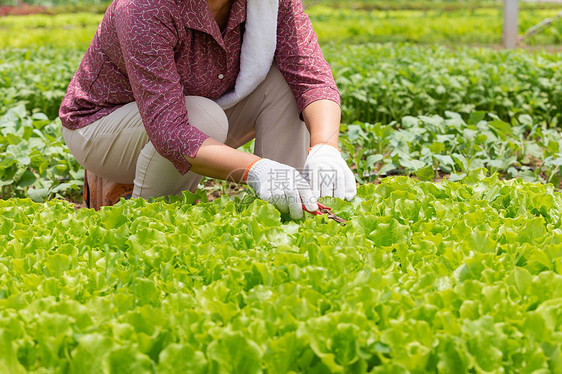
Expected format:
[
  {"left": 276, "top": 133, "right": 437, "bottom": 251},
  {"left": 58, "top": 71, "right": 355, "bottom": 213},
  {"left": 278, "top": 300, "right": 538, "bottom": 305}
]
[{"left": 1, "top": 173, "right": 561, "bottom": 373}]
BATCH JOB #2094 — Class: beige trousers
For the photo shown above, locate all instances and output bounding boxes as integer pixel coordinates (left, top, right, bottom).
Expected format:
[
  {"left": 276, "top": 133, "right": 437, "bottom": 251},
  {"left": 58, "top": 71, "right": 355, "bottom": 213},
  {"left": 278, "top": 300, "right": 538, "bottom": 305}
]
[{"left": 62, "top": 65, "right": 310, "bottom": 199}]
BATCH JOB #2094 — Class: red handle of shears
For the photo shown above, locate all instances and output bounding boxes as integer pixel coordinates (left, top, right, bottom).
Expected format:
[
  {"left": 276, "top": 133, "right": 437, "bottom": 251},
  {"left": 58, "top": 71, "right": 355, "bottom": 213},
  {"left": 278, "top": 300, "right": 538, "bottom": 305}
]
[{"left": 301, "top": 202, "right": 332, "bottom": 215}]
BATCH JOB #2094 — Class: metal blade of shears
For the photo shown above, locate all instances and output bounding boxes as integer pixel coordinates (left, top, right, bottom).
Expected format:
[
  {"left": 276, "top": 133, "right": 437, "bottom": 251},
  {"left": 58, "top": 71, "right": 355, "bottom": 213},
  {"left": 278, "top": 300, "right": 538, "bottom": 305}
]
[{"left": 302, "top": 202, "right": 347, "bottom": 223}]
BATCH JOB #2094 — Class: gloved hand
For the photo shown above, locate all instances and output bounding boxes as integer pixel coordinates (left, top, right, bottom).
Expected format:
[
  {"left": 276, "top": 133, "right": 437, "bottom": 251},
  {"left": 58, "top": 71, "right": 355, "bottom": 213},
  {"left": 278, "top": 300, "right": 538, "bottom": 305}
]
[
  {"left": 303, "top": 143, "right": 357, "bottom": 200},
  {"left": 245, "top": 158, "right": 318, "bottom": 219}
]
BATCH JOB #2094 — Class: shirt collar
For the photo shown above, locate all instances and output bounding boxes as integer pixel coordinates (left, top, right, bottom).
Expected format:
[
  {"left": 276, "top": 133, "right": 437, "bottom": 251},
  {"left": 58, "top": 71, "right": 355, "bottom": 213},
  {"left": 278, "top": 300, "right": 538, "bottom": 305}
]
[
  {"left": 183, "top": 0, "right": 246, "bottom": 48},
  {"left": 226, "top": 0, "right": 246, "bottom": 34}
]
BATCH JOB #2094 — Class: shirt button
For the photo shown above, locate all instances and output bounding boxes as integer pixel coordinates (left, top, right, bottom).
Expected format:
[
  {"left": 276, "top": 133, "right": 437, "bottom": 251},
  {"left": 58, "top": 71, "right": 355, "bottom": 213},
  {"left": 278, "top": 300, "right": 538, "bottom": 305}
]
[{"left": 218, "top": 74, "right": 224, "bottom": 80}]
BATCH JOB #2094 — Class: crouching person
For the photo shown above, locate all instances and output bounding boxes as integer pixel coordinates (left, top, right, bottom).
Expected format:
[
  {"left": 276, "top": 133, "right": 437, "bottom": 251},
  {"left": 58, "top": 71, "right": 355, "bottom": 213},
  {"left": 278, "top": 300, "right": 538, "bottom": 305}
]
[{"left": 59, "top": 0, "right": 356, "bottom": 216}]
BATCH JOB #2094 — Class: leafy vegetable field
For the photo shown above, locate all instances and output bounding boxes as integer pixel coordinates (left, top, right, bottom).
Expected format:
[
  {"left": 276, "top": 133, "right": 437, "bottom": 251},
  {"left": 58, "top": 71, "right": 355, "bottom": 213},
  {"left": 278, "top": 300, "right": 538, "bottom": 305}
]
[
  {"left": 309, "top": 6, "right": 562, "bottom": 46},
  {"left": 0, "top": 13, "right": 102, "bottom": 49},
  {"left": 341, "top": 111, "right": 562, "bottom": 186},
  {"left": 1, "top": 4, "right": 562, "bottom": 373},
  {"left": 3, "top": 4, "right": 562, "bottom": 50},
  {"left": 328, "top": 43, "right": 562, "bottom": 126},
  {"left": 3, "top": 44, "right": 562, "bottom": 200},
  {"left": 1, "top": 174, "right": 561, "bottom": 373}
]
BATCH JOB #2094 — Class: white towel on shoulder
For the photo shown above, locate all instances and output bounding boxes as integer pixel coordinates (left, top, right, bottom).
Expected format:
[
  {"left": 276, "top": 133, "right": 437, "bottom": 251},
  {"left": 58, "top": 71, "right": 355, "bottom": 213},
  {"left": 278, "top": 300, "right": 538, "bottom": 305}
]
[{"left": 215, "top": 0, "right": 279, "bottom": 109}]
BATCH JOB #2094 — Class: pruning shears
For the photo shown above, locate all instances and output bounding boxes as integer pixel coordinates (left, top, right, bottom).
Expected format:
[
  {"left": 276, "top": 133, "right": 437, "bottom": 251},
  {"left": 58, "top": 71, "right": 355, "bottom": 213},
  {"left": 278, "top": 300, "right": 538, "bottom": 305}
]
[{"left": 302, "top": 202, "right": 347, "bottom": 223}]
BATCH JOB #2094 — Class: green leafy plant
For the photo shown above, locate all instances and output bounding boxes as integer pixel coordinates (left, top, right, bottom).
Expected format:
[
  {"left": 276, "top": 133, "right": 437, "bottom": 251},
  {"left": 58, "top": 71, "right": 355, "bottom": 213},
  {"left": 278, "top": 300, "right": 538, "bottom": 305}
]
[
  {"left": 340, "top": 112, "right": 562, "bottom": 186},
  {"left": 0, "top": 104, "right": 82, "bottom": 201},
  {"left": 0, "top": 47, "right": 84, "bottom": 119}
]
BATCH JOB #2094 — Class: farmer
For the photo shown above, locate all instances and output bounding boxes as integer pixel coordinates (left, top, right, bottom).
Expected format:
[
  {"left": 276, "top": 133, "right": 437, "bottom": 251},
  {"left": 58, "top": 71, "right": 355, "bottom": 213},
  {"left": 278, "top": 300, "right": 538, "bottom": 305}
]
[{"left": 59, "top": 0, "right": 356, "bottom": 218}]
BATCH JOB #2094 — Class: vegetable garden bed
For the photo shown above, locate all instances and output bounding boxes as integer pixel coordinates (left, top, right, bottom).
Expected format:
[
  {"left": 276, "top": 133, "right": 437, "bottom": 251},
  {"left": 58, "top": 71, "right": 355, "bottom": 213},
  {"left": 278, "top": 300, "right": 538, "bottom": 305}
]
[{"left": 1, "top": 174, "right": 561, "bottom": 372}]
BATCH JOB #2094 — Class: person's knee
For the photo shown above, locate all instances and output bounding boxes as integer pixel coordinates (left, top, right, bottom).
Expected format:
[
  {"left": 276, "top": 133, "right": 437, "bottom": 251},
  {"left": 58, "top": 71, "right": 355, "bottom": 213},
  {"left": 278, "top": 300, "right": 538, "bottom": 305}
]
[{"left": 185, "top": 96, "right": 229, "bottom": 143}]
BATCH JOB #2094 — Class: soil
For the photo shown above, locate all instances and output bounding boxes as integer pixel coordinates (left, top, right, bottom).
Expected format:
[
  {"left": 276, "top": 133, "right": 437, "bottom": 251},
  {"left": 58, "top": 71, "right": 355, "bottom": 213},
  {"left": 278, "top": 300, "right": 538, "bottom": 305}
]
[{"left": 0, "top": 5, "right": 50, "bottom": 17}]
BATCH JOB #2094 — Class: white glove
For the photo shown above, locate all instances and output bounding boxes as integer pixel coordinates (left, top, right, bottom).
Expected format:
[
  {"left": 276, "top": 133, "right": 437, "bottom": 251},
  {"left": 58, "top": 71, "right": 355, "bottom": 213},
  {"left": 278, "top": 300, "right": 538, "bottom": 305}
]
[
  {"left": 303, "top": 144, "right": 357, "bottom": 200},
  {"left": 245, "top": 158, "right": 318, "bottom": 219}
]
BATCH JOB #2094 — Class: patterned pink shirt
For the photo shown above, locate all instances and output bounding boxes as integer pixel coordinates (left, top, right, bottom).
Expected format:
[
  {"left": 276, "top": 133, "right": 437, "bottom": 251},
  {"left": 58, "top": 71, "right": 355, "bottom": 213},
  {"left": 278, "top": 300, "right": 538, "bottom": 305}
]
[{"left": 59, "top": 0, "right": 340, "bottom": 174}]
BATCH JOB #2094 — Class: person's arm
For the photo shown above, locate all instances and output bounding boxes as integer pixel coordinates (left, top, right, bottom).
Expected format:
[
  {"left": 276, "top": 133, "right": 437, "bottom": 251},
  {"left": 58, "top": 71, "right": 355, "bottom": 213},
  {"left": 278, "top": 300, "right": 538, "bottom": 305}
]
[
  {"left": 185, "top": 138, "right": 259, "bottom": 183},
  {"left": 274, "top": 0, "right": 341, "bottom": 125},
  {"left": 302, "top": 99, "right": 341, "bottom": 148},
  {"left": 275, "top": 0, "right": 356, "bottom": 200},
  {"left": 185, "top": 139, "right": 318, "bottom": 219}
]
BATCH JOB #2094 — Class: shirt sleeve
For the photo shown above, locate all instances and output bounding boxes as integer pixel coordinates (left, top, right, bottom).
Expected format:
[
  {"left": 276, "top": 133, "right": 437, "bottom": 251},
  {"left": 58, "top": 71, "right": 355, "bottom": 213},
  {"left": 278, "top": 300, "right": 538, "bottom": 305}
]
[
  {"left": 274, "top": 0, "right": 340, "bottom": 116},
  {"left": 113, "top": 0, "right": 209, "bottom": 174}
]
